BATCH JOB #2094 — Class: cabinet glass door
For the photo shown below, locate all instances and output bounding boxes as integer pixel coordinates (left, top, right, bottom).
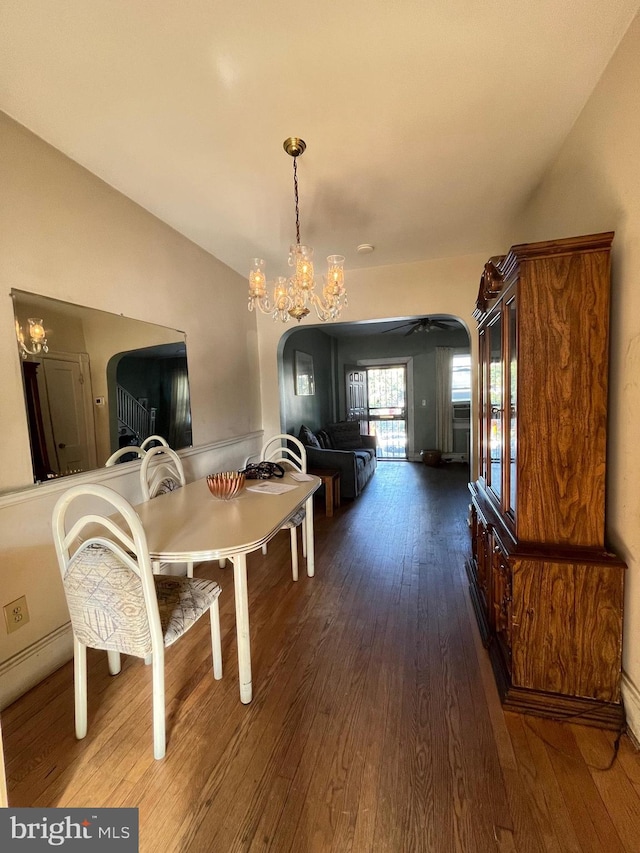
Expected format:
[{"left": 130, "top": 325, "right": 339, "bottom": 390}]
[
  {"left": 506, "top": 296, "right": 517, "bottom": 517},
  {"left": 478, "top": 329, "right": 488, "bottom": 482},
  {"left": 488, "top": 314, "right": 503, "bottom": 501}
]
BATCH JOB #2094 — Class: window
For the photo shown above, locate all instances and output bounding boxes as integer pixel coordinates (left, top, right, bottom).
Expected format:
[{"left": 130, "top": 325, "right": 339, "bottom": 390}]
[{"left": 452, "top": 353, "right": 471, "bottom": 402}]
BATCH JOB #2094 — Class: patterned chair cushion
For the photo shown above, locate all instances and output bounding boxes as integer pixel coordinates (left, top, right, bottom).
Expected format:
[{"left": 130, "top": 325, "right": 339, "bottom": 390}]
[
  {"left": 65, "top": 543, "right": 153, "bottom": 657},
  {"left": 155, "top": 576, "right": 221, "bottom": 647},
  {"left": 64, "top": 543, "right": 221, "bottom": 656},
  {"left": 281, "top": 507, "right": 306, "bottom": 529},
  {"left": 153, "top": 476, "right": 181, "bottom": 497}
]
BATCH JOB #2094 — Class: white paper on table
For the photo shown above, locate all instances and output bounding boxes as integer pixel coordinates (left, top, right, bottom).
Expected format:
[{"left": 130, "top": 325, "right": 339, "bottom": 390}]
[
  {"left": 289, "top": 472, "right": 314, "bottom": 482},
  {"left": 246, "top": 482, "right": 299, "bottom": 495}
]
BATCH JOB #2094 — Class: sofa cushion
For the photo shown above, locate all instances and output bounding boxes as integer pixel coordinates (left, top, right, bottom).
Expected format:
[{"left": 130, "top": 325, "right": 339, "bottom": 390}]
[
  {"left": 354, "top": 450, "right": 371, "bottom": 471},
  {"left": 299, "top": 425, "right": 321, "bottom": 449},
  {"left": 316, "top": 429, "right": 332, "bottom": 449},
  {"left": 357, "top": 447, "right": 377, "bottom": 461},
  {"left": 326, "top": 421, "right": 363, "bottom": 450}
]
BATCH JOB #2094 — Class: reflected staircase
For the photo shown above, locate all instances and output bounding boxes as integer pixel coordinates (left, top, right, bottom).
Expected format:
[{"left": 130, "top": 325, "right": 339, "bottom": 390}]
[{"left": 116, "top": 384, "right": 156, "bottom": 444}]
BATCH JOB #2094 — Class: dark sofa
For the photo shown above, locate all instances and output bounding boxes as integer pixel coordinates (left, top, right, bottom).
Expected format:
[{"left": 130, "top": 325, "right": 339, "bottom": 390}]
[{"left": 298, "top": 422, "right": 377, "bottom": 499}]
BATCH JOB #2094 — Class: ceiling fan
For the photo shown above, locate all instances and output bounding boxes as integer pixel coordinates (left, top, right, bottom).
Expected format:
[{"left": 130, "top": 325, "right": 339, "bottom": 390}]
[{"left": 382, "top": 317, "right": 458, "bottom": 336}]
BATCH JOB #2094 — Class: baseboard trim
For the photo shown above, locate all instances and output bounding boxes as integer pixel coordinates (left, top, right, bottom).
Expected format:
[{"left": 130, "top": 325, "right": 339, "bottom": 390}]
[
  {"left": 622, "top": 671, "right": 640, "bottom": 743},
  {"left": 0, "top": 623, "right": 73, "bottom": 711}
]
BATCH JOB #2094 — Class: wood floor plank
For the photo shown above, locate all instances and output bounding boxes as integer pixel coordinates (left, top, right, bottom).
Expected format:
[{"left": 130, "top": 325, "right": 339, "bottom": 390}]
[
  {"left": 572, "top": 724, "right": 640, "bottom": 853},
  {"left": 504, "top": 713, "right": 581, "bottom": 853},
  {"left": 528, "top": 718, "right": 626, "bottom": 853},
  {"left": 2, "top": 461, "right": 640, "bottom": 853}
]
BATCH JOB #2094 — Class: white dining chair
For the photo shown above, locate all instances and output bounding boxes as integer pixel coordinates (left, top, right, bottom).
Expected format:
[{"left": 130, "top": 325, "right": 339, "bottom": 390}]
[
  {"left": 51, "top": 483, "right": 222, "bottom": 760},
  {"left": 260, "top": 433, "right": 308, "bottom": 581},
  {"left": 139, "top": 444, "right": 185, "bottom": 499},
  {"left": 139, "top": 446, "right": 229, "bottom": 573},
  {"left": 105, "top": 446, "right": 145, "bottom": 466},
  {"left": 140, "top": 434, "right": 169, "bottom": 451},
  {"left": 139, "top": 445, "right": 193, "bottom": 577}
]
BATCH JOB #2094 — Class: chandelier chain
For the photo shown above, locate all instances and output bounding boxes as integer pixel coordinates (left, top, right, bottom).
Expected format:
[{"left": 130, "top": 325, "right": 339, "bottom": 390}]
[{"left": 293, "top": 155, "right": 301, "bottom": 246}]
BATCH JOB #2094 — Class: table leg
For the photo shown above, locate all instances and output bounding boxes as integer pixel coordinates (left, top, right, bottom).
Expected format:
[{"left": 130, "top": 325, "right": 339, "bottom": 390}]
[
  {"left": 305, "top": 496, "right": 315, "bottom": 577},
  {"left": 232, "top": 551, "right": 252, "bottom": 703},
  {"left": 325, "top": 477, "right": 334, "bottom": 517}
]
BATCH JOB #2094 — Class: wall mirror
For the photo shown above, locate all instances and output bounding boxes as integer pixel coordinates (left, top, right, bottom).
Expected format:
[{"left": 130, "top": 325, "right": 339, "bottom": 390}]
[{"left": 11, "top": 290, "right": 192, "bottom": 483}]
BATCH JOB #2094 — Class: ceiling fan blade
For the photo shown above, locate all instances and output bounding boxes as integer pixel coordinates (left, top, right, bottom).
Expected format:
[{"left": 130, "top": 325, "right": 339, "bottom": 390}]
[
  {"left": 381, "top": 321, "right": 416, "bottom": 333},
  {"left": 432, "top": 320, "right": 453, "bottom": 329}
]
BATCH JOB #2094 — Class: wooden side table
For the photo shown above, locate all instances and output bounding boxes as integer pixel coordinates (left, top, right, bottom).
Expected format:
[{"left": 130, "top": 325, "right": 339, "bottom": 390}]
[{"left": 308, "top": 468, "right": 341, "bottom": 517}]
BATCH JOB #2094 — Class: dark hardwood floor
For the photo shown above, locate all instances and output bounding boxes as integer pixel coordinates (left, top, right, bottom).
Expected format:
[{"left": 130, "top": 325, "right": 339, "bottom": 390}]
[{"left": 2, "top": 461, "right": 640, "bottom": 852}]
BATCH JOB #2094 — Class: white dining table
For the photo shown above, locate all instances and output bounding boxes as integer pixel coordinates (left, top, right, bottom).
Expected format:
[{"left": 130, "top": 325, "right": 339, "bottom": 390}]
[{"left": 131, "top": 472, "right": 320, "bottom": 703}]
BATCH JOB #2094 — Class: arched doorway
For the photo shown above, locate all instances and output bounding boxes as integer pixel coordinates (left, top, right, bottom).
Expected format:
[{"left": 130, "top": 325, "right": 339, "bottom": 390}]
[{"left": 278, "top": 315, "right": 471, "bottom": 463}]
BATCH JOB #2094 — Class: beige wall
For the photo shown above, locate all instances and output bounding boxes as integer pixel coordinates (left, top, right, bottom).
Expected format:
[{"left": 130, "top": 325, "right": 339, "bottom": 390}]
[
  {"left": 0, "top": 111, "right": 261, "bottom": 491},
  {"left": 509, "top": 13, "right": 640, "bottom": 736},
  {"left": 0, "top": 112, "right": 262, "bottom": 699}
]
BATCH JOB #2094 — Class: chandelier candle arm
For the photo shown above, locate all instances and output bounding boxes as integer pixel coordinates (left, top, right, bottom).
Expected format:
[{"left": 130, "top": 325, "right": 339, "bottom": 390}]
[{"left": 247, "top": 138, "right": 347, "bottom": 323}]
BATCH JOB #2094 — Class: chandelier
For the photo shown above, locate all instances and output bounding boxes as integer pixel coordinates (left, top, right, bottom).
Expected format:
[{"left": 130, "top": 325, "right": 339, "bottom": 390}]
[
  {"left": 248, "top": 138, "right": 347, "bottom": 323},
  {"left": 15, "top": 317, "right": 48, "bottom": 359}
]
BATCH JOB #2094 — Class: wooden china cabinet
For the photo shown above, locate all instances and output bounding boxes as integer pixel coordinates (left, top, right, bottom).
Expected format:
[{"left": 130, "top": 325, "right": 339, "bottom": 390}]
[{"left": 466, "top": 232, "right": 625, "bottom": 728}]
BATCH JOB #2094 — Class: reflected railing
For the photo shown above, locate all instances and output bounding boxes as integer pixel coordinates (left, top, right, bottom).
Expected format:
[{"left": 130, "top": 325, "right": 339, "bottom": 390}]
[{"left": 368, "top": 419, "right": 407, "bottom": 459}]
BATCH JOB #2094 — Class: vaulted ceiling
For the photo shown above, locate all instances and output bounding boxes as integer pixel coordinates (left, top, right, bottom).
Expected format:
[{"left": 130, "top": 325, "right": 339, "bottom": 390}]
[{"left": 1, "top": 1, "right": 638, "bottom": 281}]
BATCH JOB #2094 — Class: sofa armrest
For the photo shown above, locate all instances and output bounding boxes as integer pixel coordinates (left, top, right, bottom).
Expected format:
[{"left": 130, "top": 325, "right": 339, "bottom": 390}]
[
  {"left": 361, "top": 434, "right": 377, "bottom": 451},
  {"left": 305, "top": 447, "right": 358, "bottom": 496}
]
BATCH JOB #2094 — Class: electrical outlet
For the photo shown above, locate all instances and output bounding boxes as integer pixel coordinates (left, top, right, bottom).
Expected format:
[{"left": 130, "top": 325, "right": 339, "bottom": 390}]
[{"left": 4, "top": 595, "right": 30, "bottom": 634}]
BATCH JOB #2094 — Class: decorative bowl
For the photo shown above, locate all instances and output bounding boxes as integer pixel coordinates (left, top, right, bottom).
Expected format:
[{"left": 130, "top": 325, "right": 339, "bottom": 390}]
[{"left": 206, "top": 471, "right": 245, "bottom": 500}]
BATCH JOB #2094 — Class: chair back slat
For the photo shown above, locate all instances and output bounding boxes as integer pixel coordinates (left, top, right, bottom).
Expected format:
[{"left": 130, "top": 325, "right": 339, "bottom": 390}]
[
  {"left": 261, "top": 433, "right": 307, "bottom": 473},
  {"left": 140, "top": 435, "right": 169, "bottom": 451},
  {"left": 105, "top": 446, "right": 145, "bottom": 466},
  {"left": 140, "top": 446, "right": 186, "bottom": 501},
  {"left": 63, "top": 515, "right": 137, "bottom": 557}
]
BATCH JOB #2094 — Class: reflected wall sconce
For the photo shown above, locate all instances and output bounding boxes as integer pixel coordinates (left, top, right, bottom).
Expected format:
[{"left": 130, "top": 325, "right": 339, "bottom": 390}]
[{"left": 16, "top": 317, "right": 48, "bottom": 359}]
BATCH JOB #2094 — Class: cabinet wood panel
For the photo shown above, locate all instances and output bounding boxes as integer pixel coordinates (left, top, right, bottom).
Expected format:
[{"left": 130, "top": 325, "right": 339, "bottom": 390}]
[
  {"left": 511, "top": 560, "right": 623, "bottom": 701},
  {"left": 517, "top": 251, "right": 609, "bottom": 546}
]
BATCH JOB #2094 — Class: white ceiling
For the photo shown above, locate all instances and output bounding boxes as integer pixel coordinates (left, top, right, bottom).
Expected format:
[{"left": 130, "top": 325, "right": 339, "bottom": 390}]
[{"left": 1, "top": 1, "right": 638, "bottom": 280}]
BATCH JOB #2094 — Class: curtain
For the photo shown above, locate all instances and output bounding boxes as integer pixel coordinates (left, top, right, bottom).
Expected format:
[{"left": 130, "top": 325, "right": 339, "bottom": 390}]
[
  {"left": 169, "top": 366, "right": 191, "bottom": 448},
  {"left": 435, "top": 347, "right": 454, "bottom": 453}
]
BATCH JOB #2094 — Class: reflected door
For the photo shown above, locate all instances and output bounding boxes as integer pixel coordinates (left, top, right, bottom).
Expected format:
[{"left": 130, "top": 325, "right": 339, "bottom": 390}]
[{"left": 41, "top": 356, "right": 97, "bottom": 476}]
